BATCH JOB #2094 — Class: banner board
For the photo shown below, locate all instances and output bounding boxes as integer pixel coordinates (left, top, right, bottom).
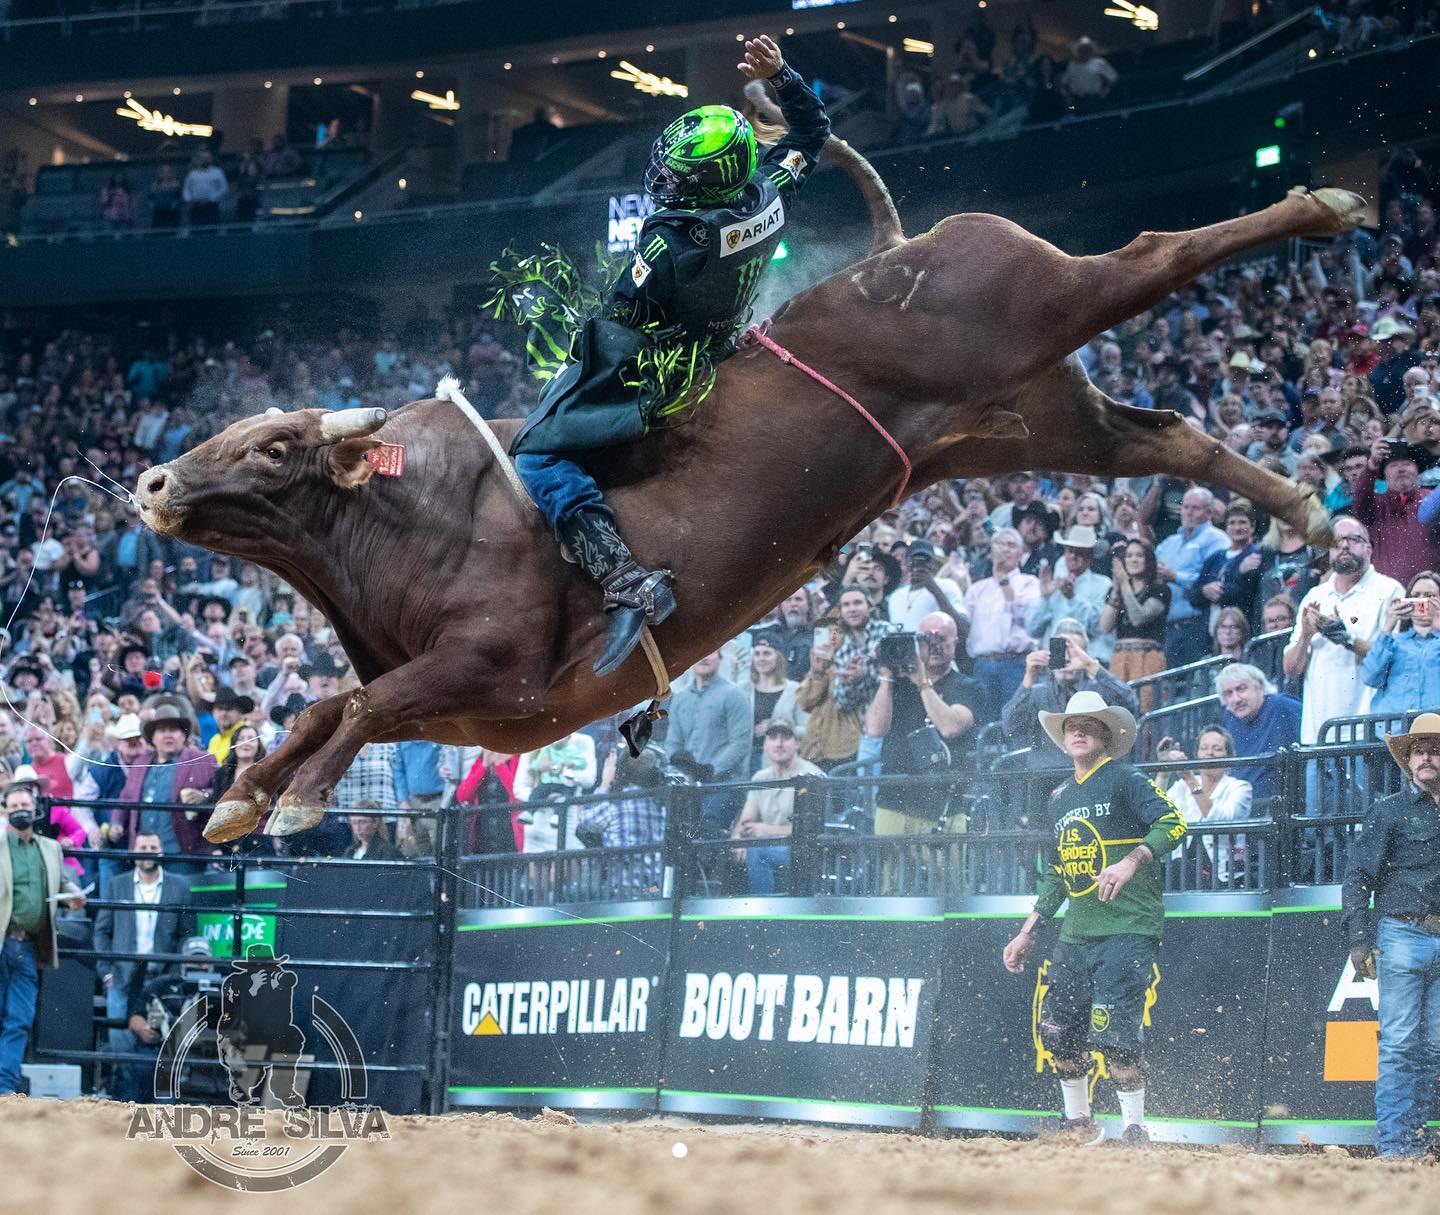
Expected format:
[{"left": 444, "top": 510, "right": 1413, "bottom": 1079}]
[
  {"left": 658, "top": 898, "right": 945, "bottom": 1128},
  {"left": 1260, "top": 886, "right": 1379, "bottom": 1145},
  {"left": 447, "top": 902, "right": 672, "bottom": 1113},
  {"left": 442, "top": 889, "right": 1405, "bottom": 1141}
]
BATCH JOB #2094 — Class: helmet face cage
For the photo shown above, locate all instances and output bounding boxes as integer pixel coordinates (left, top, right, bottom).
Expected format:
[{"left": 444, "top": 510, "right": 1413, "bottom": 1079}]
[{"left": 644, "top": 105, "right": 758, "bottom": 208}]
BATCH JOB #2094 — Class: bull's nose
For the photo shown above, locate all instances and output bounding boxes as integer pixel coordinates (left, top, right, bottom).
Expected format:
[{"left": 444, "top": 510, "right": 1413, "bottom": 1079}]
[{"left": 144, "top": 469, "right": 167, "bottom": 498}]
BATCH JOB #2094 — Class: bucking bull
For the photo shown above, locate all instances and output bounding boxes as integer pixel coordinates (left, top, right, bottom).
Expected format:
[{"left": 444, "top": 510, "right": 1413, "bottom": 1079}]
[{"left": 133, "top": 136, "right": 1363, "bottom": 843}]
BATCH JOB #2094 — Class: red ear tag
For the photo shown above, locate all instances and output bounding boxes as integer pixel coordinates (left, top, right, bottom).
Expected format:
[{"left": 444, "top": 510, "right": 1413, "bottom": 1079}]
[{"left": 365, "top": 444, "right": 406, "bottom": 476}]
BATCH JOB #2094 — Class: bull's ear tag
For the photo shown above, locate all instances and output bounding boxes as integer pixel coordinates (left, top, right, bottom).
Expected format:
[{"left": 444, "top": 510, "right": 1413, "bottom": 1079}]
[{"left": 365, "top": 443, "right": 406, "bottom": 476}]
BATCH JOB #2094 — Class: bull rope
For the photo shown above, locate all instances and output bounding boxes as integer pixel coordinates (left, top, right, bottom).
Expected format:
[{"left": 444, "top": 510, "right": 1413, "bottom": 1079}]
[
  {"left": 738, "top": 323, "right": 912, "bottom": 508},
  {"left": 433, "top": 378, "right": 672, "bottom": 734}
]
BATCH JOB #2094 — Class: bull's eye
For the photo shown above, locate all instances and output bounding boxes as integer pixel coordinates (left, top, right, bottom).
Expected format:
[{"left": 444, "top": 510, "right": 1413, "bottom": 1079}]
[{"left": 264, "top": 446, "right": 284, "bottom": 461}]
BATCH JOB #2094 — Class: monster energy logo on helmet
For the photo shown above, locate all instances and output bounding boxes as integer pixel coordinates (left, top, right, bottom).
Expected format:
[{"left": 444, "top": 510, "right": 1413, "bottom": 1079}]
[{"left": 644, "top": 105, "right": 758, "bottom": 208}]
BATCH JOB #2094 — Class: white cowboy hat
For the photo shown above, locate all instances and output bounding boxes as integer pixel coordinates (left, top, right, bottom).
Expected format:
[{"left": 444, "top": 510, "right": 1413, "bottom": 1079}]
[
  {"left": 1372, "top": 316, "right": 1417, "bottom": 341},
  {"left": 7, "top": 763, "right": 40, "bottom": 786},
  {"left": 1384, "top": 713, "right": 1440, "bottom": 770},
  {"left": 107, "top": 713, "right": 143, "bottom": 741},
  {"left": 1057, "top": 525, "right": 1100, "bottom": 550},
  {"left": 1038, "top": 690, "right": 1138, "bottom": 759}
]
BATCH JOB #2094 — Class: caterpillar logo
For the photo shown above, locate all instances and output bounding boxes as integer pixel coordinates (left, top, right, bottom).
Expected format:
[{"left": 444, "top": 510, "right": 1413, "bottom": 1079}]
[
  {"left": 678, "top": 972, "right": 924, "bottom": 1048},
  {"left": 719, "top": 196, "right": 785, "bottom": 259},
  {"left": 1322, "top": 957, "right": 1379, "bottom": 1082},
  {"left": 460, "top": 977, "right": 657, "bottom": 1037}
]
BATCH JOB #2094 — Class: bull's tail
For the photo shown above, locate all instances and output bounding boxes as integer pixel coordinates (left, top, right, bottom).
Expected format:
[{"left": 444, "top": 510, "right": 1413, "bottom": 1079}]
[
  {"left": 745, "top": 81, "right": 903, "bottom": 256},
  {"left": 821, "top": 136, "right": 904, "bottom": 256}
]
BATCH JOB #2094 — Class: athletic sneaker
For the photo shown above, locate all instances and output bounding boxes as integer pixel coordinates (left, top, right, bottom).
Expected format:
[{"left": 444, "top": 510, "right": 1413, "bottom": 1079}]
[
  {"left": 1051, "top": 1116, "right": 1106, "bottom": 1145},
  {"left": 1118, "top": 1124, "right": 1151, "bottom": 1148}
]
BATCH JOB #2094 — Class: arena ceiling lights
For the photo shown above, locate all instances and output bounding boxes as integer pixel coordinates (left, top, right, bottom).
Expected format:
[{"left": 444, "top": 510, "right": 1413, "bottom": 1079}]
[
  {"left": 902, "top": 37, "right": 934, "bottom": 55},
  {"left": 411, "top": 88, "right": 460, "bottom": 111},
  {"left": 1104, "top": 0, "right": 1159, "bottom": 30},
  {"left": 609, "top": 60, "right": 688, "bottom": 98},
  {"left": 115, "top": 97, "right": 213, "bottom": 138}
]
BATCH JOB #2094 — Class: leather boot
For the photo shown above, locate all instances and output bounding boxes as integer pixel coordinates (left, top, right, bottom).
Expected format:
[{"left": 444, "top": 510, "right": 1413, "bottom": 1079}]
[{"left": 559, "top": 509, "right": 676, "bottom": 677}]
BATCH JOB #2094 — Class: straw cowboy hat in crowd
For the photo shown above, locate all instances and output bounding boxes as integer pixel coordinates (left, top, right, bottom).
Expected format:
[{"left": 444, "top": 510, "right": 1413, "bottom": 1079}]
[
  {"left": 1039, "top": 690, "right": 1138, "bottom": 759},
  {"left": 1384, "top": 713, "right": 1440, "bottom": 771}
]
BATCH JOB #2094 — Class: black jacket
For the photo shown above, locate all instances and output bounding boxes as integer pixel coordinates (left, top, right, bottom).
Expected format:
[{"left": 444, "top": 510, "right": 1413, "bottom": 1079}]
[
  {"left": 1341, "top": 783, "right": 1440, "bottom": 949},
  {"left": 512, "top": 66, "right": 830, "bottom": 458}
]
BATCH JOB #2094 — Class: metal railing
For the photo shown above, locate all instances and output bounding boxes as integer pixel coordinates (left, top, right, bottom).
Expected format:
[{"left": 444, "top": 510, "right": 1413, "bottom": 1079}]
[
  {"left": 1126, "top": 628, "right": 1288, "bottom": 709},
  {"left": 33, "top": 796, "right": 453, "bottom": 1111},
  {"left": 445, "top": 735, "right": 1399, "bottom": 909},
  {"left": 1182, "top": 8, "right": 1317, "bottom": 84}
]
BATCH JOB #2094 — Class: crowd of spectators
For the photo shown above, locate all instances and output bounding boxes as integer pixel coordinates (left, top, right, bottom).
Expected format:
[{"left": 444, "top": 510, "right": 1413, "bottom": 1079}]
[
  {"left": 0, "top": 144, "right": 1436, "bottom": 912},
  {"left": 886, "top": 2, "right": 1435, "bottom": 147}
]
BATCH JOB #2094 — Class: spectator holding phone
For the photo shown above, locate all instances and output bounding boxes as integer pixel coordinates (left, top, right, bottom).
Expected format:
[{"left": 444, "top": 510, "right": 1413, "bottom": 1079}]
[
  {"left": 1156, "top": 727, "right": 1253, "bottom": 886},
  {"left": 1001, "top": 619, "right": 1139, "bottom": 773},
  {"left": 1362, "top": 570, "right": 1440, "bottom": 715}
]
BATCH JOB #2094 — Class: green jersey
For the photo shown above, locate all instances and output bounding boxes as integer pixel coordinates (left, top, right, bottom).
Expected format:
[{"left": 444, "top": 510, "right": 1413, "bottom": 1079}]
[{"left": 1033, "top": 757, "right": 1188, "bottom": 942}]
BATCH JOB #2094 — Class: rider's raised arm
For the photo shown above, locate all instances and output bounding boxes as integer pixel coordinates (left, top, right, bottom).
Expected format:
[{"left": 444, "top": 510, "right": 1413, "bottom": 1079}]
[{"left": 759, "top": 66, "right": 832, "bottom": 198}]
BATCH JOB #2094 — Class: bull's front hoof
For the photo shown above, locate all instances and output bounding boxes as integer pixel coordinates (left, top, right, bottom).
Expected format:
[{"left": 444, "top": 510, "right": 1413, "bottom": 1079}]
[
  {"left": 204, "top": 799, "right": 267, "bottom": 844},
  {"left": 266, "top": 796, "right": 327, "bottom": 836},
  {"left": 1287, "top": 186, "right": 1366, "bottom": 235}
]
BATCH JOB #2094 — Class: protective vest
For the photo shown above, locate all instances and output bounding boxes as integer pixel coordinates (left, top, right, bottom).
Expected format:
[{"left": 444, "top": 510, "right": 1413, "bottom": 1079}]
[{"left": 646, "top": 174, "right": 789, "bottom": 338}]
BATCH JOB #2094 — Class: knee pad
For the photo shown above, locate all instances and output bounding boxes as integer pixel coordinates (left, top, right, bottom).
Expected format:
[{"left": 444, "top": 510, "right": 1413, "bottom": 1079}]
[{"left": 1041, "top": 1018, "right": 1092, "bottom": 1069}]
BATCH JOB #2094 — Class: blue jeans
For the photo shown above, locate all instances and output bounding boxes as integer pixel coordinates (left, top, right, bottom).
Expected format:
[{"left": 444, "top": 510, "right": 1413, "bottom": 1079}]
[
  {"left": 104, "top": 981, "right": 150, "bottom": 1100},
  {"left": 746, "top": 841, "right": 791, "bottom": 894},
  {"left": 515, "top": 453, "right": 607, "bottom": 536},
  {"left": 972, "top": 655, "right": 1026, "bottom": 719},
  {"left": 1375, "top": 917, "right": 1440, "bottom": 1157},
  {"left": 1163, "top": 614, "right": 1210, "bottom": 669},
  {"left": 0, "top": 936, "right": 39, "bottom": 1094}
]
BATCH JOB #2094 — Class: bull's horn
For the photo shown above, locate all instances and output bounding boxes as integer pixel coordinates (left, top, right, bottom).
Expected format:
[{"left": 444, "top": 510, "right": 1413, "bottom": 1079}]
[
  {"left": 320, "top": 407, "right": 387, "bottom": 442},
  {"left": 265, "top": 407, "right": 284, "bottom": 417}
]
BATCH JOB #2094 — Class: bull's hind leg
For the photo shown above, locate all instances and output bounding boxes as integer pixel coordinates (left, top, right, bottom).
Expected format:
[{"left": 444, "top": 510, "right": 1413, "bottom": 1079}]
[
  {"left": 1064, "top": 187, "right": 1365, "bottom": 347},
  {"left": 934, "top": 360, "right": 1333, "bottom": 546},
  {"left": 203, "top": 694, "right": 348, "bottom": 842}
]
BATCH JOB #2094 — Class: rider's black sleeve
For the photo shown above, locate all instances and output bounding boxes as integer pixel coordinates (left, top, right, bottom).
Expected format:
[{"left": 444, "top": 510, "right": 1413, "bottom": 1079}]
[{"left": 758, "top": 66, "right": 832, "bottom": 199}]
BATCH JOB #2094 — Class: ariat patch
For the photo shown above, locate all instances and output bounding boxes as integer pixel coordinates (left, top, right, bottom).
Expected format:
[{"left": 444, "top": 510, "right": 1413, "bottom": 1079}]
[
  {"left": 630, "top": 253, "right": 653, "bottom": 286},
  {"left": 720, "top": 195, "right": 785, "bottom": 258},
  {"left": 780, "top": 149, "right": 807, "bottom": 176},
  {"left": 365, "top": 443, "right": 406, "bottom": 476}
]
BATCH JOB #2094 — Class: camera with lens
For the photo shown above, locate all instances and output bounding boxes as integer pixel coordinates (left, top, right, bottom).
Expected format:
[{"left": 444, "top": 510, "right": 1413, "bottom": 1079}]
[{"left": 876, "top": 631, "right": 920, "bottom": 675}]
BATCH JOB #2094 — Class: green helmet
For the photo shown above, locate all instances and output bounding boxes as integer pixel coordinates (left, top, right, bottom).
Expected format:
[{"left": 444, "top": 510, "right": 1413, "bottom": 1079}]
[{"left": 644, "top": 105, "right": 758, "bottom": 208}]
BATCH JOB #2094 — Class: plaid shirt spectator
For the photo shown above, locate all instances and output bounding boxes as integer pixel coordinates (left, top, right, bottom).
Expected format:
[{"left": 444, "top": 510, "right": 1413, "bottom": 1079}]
[
  {"left": 331, "top": 742, "right": 400, "bottom": 810},
  {"left": 832, "top": 618, "right": 901, "bottom": 715},
  {"left": 577, "top": 792, "right": 666, "bottom": 897}
]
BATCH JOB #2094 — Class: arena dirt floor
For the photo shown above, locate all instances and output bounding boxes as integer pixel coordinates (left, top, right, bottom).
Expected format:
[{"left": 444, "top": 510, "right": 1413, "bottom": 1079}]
[{"left": 4, "top": 1096, "right": 1434, "bottom": 1213}]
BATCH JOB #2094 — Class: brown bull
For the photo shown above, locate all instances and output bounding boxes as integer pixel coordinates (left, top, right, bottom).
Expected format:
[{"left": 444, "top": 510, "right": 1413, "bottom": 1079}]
[{"left": 134, "top": 160, "right": 1360, "bottom": 843}]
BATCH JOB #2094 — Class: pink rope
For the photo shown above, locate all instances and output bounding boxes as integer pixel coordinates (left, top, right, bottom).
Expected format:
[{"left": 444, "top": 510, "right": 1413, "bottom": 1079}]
[{"left": 740, "top": 323, "right": 912, "bottom": 508}]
